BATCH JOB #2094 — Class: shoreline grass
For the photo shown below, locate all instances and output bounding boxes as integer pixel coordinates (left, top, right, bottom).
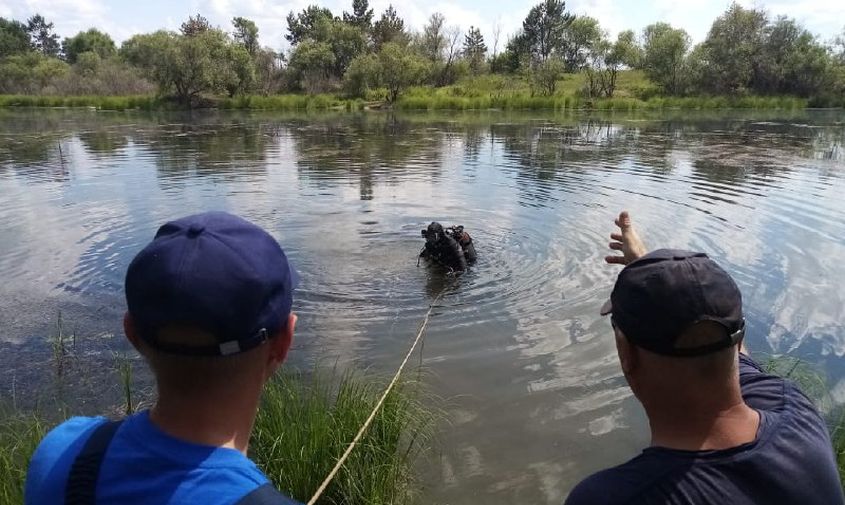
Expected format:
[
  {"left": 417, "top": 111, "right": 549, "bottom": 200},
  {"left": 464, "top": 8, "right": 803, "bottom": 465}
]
[
  {"left": 0, "top": 93, "right": 825, "bottom": 112},
  {"left": 0, "top": 368, "right": 435, "bottom": 504}
]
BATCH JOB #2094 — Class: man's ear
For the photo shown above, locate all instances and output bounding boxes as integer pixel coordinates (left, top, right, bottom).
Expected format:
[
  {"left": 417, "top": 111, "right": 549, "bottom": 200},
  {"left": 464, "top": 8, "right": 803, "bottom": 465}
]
[
  {"left": 614, "top": 328, "right": 638, "bottom": 375},
  {"left": 124, "top": 312, "right": 144, "bottom": 353},
  {"left": 267, "top": 313, "right": 296, "bottom": 372}
]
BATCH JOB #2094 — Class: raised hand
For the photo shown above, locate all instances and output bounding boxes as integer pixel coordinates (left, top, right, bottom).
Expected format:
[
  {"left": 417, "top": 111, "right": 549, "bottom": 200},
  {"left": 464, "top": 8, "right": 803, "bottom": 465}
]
[{"left": 605, "top": 211, "right": 648, "bottom": 266}]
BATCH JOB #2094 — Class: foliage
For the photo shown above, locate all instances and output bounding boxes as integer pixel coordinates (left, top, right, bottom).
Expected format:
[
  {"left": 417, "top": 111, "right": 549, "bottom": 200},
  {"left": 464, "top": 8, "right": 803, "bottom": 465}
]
[
  {"left": 253, "top": 370, "right": 436, "bottom": 504},
  {"left": 372, "top": 5, "right": 406, "bottom": 50},
  {"left": 286, "top": 6, "right": 334, "bottom": 45},
  {"left": 26, "top": 14, "right": 60, "bottom": 57},
  {"left": 530, "top": 56, "right": 565, "bottom": 96},
  {"left": 344, "top": 52, "right": 381, "bottom": 96},
  {"left": 62, "top": 29, "right": 116, "bottom": 64},
  {"left": 232, "top": 17, "right": 259, "bottom": 56},
  {"left": 702, "top": 3, "right": 767, "bottom": 94},
  {"left": 641, "top": 22, "right": 690, "bottom": 95},
  {"left": 0, "top": 18, "right": 30, "bottom": 58},
  {"left": 419, "top": 13, "right": 446, "bottom": 62},
  {"left": 519, "top": 0, "right": 574, "bottom": 64},
  {"left": 561, "top": 16, "right": 602, "bottom": 71},
  {"left": 343, "top": 0, "right": 374, "bottom": 31},
  {"left": 378, "top": 42, "right": 428, "bottom": 102},
  {"left": 0, "top": 411, "right": 48, "bottom": 505},
  {"left": 584, "top": 32, "right": 636, "bottom": 99},
  {"left": 463, "top": 26, "right": 487, "bottom": 73},
  {"left": 180, "top": 14, "right": 211, "bottom": 37},
  {"left": 0, "top": 52, "right": 68, "bottom": 94}
]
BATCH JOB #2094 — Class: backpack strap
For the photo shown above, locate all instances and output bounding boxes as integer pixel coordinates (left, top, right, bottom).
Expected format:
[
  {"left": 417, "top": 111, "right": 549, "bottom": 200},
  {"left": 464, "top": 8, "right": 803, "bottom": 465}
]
[
  {"left": 235, "top": 483, "right": 302, "bottom": 505},
  {"left": 65, "top": 420, "right": 124, "bottom": 505}
]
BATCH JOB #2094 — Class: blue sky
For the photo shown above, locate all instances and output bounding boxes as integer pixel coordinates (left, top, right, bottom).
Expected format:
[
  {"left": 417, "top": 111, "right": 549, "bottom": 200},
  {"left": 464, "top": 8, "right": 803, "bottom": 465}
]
[{"left": 2, "top": 0, "right": 843, "bottom": 52}]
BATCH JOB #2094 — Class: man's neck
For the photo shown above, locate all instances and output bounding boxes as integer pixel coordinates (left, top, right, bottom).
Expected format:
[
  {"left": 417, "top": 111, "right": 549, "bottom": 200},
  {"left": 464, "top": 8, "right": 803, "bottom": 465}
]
[
  {"left": 645, "top": 398, "right": 760, "bottom": 451},
  {"left": 148, "top": 387, "right": 261, "bottom": 455}
]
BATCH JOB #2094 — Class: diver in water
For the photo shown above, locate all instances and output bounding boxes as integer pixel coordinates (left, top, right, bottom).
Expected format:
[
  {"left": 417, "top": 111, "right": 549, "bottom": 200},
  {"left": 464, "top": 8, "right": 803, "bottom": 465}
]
[{"left": 419, "top": 222, "right": 477, "bottom": 273}]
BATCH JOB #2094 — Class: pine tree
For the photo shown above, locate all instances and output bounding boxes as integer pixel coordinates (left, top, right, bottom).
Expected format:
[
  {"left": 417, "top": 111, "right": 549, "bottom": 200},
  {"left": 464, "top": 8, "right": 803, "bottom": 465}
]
[
  {"left": 26, "top": 14, "right": 60, "bottom": 57},
  {"left": 463, "top": 26, "right": 487, "bottom": 72},
  {"left": 181, "top": 14, "right": 211, "bottom": 37},
  {"left": 343, "top": 0, "right": 374, "bottom": 31},
  {"left": 372, "top": 5, "right": 405, "bottom": 50}
]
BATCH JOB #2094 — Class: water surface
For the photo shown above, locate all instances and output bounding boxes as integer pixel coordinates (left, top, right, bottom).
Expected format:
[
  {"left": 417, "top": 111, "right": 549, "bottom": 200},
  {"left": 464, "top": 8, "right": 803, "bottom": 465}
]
[{"left": 1, "top": 109, "right": 844, "bottom": 504}]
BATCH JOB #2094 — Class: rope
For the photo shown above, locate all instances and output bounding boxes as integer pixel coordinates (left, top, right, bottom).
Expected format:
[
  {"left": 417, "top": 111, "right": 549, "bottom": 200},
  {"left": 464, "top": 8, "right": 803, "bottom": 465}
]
[{"left": 306, "top": 288, "right": 448, "bottom": 505}]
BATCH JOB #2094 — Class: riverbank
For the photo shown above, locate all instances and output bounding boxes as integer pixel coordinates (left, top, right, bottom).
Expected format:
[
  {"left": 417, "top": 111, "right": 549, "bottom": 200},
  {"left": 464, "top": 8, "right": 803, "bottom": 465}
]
[
  {"left": 0, "top": 92, "right": 819, "bottom": 112},
  {"left": 0, "top": 369, "right": 435, "bottom": 504}
]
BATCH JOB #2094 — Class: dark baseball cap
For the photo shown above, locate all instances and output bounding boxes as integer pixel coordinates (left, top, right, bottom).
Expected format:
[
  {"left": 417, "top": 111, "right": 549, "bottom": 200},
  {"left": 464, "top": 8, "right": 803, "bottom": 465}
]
[
  {"left": 600, "top": 249, "right": 744, "bottom": 357},
  {"left": 125, "top": 211, "right": 298, "bottom": 357}
]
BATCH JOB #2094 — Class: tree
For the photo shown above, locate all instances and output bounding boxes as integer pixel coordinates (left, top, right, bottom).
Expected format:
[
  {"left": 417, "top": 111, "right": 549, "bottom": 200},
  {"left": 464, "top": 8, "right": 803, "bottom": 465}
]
[
  {"left": 232, "top": 17, "right": 259, "bottom": 56},
  {"left": 561, "top": 16, "right": 602, "bottom": 71},
  {"left": 0, "top": 18, "right": 30, "bottom": 58},
  {"left": 420, "top": 13, "right": 446, "bottom": 62},
  {"left": 520, "top": 0, "right": 574, "bottom": 64},
  {"left": 181, "top": 14, "right": 211, "bottom": 37},
  {"left": 530, "top": 56, "right": 564, "bottom": 95},
  {"left": 62, "top": 29, "right": 116, "bottom": 63},
  {"left": 584, "top": 31, "right": 637, "bottom": 98},
  {"left": 343, "top": 0, "right": 373, "bottom": 31},
  {"left": 378, "top": 42, "right": 427, "bottom": 102},
  {"left": 27, "top": 14, "right": 60, "bottom": 57},
  {"left": 613, "top": 29, "right": 641, "bottom": 68},
  {"left": 834, "top": 26, "right": 845, "bottom": 65},
  {"left": 463, "top": 26, "right": 487, "bottom": 73},
  {"left": 641, "top": 22, "right": 690, "bottom": 95},
  {"left": 286, "top": 6, "right": 334, "bottom": 45},
  {"left": 120, "top": 31, "right": 173, "bottom": 69},
  {"left": 0, "top": 51, "right": 68, "bottom": 93},
  {"left": 344, "top": 52, "right": 380, "bottom": 96},
  {"left": 492, "top": 20, "right": 502, "bottom": 58},
  {"left": 287, "top": 40, "right": 336, "bottom": 92},
  {"left": 372, "top": 5, "right": 405, "bottom": 50},
  {"left": 438, "top": 26, "right": 462, "bottom": 85},
  {"left": 702, "top": 3, "right": 767, "bottom": 94}
]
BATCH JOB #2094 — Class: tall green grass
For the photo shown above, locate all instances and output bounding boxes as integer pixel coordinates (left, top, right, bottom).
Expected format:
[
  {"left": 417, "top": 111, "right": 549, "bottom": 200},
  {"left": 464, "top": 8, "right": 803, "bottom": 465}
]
[
  {"left": 252, "top": 370, "right": 436, "bottom": 505},
  {"left": 0, "top": 367, "right": 435, "bottom": 505},
  {"left": 0, "top": 412, "right": 47, "bottom": 504}
]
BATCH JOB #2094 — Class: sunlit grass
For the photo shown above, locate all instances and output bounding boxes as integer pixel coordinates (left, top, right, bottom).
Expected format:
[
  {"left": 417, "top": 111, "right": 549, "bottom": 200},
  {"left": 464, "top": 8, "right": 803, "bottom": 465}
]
[
  {"left": 252, "top": 369, "right": 438, "bottom": 504},
  {"left": 0, "top": 411, "right": 48, "bottom": 504}
]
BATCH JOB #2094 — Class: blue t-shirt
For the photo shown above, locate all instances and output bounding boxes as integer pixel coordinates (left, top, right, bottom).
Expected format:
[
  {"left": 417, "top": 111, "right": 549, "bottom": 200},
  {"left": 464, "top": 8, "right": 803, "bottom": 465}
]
[
  {"left": 565, "top": 354, "right": 845, "bottom": 505},
  {"left": 25, "top": 410, "right": 285, "bottom": 504}
]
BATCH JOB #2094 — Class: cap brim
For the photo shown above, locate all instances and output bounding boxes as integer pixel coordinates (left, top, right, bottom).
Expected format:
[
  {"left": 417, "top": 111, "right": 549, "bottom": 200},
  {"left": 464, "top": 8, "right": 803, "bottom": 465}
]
[{"left": 599, "top": 298, "right": 613, "bottom": 316}]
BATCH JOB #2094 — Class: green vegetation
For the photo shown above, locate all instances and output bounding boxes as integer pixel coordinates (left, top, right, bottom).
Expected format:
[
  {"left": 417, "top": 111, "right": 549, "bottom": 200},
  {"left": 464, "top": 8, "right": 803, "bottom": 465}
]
[
  {"left": 0, "top": 367, "right": 434, "bottom": 504},
  {"left": 0, "top": 412, "right": 47, "bottom": 504},
  {"left": 1, "top": 1, "right": 843, "bottom": 109},
  {"left": 253, "top": 370, "right": 436, "bottom": 504}
]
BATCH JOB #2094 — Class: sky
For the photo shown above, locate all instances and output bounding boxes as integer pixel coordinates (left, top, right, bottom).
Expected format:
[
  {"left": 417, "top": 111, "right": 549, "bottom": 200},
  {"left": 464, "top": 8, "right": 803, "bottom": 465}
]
[{"left": 2, "top": 0, "right": 843, "bottom": 54}]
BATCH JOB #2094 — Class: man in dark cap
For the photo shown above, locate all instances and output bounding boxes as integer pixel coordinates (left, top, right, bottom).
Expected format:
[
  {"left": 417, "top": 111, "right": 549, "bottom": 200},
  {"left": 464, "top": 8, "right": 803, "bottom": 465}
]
[
  {"left": 26, "top": 212, "right": 300, "bottom": 504},
  {"left": 565, "top": 211, "right": 843, "bottom": 505}
]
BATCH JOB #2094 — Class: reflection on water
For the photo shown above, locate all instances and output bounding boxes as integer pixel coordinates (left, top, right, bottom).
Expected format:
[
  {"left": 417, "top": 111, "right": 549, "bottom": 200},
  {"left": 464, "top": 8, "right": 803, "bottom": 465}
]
[{"left": 1, "top": 109, "right": 844, "bottom": 504}]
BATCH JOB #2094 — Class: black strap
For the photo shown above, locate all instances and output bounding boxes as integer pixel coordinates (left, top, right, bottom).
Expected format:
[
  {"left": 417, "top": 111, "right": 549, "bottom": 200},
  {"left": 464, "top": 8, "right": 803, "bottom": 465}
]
[
  {"left": 65, "top": 420, "right": 123, "bottom": 505},
  {"left": 235, "top": 483, "right": 302, "bottom": 505}
]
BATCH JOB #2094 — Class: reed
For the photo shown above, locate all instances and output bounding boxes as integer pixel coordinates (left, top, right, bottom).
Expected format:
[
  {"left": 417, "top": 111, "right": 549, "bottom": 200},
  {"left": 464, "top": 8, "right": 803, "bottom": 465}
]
[{"left": 252, "top": 369, "right": 437, "bottom": 504}]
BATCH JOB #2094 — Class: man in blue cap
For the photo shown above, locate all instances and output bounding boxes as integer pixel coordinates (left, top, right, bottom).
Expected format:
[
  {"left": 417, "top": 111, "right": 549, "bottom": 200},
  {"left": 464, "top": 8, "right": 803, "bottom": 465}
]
[
  {"left": 26, "top": 212, "right": 300, "bottom": 504},
  {"left": 565, "top": 211, "right": 843, "bottom": 505}
]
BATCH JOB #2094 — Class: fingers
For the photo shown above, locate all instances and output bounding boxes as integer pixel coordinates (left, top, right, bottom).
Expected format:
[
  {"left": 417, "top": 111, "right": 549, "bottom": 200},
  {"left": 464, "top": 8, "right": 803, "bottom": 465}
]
[
  {"left": 618, "top": 210, "right": 631, "bottom": 229},
  {"left": 609, "top": 242, "right": 623, "bottom": 251},
  {"left": 610, "top": 232, "right": 623, "bottom": 241},
  {"left": 605, "top": 255, "right": 627, "bottom": 265}
]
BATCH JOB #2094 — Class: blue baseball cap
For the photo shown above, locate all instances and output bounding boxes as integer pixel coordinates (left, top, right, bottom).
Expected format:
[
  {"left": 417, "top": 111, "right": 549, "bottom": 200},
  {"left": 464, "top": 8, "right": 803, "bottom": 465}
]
[
  {"left": 600, "top": 249, "right": 744, "bottom": 357},
  {"left": 125, "top": 211, "right": 298, "bottom": 356}
]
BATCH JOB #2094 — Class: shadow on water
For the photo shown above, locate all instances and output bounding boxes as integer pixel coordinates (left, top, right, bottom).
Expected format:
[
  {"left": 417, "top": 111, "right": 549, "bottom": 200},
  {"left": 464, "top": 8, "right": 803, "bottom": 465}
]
[{"left": 1, "top": 108, "right": 844, "bottom": 504}]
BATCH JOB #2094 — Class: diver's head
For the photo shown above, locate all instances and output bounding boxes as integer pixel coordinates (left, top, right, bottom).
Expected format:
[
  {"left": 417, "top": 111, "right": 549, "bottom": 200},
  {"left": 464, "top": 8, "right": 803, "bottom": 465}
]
[{"left": 423, "top": 222, "right": 445, "bottom": 243}]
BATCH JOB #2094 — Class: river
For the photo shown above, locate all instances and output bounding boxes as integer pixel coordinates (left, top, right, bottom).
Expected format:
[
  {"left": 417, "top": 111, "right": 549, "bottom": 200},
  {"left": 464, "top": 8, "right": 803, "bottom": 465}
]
[{"left": 1, "top": 108, "right": 844, "bottom": 503}]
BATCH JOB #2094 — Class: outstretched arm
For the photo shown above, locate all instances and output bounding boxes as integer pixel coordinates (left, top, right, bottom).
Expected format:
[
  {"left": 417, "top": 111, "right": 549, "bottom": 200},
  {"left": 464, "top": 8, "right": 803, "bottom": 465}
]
[{"left": 605, "top": 211, "right": 648, "bottom": 266}]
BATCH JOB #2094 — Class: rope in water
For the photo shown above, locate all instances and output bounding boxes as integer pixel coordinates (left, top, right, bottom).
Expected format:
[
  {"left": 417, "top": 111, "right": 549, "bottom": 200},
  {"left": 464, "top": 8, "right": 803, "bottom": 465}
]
[{"left": 305, "top": 288, "right": 448, "bottom": 505}]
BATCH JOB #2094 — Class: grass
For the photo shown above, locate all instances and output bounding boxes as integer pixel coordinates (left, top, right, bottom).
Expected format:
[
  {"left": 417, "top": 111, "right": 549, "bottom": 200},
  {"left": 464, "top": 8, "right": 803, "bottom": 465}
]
[
  {"left": 252, "top": 369, "right": 436, "bottom": 504},
  {"left": 0, "top": 70, "right": 821, "bottom": 111},
  {"left": 0, "top": 412, "right": 48, "bottom": 504},
  {"left": 0, "top": 366, "right": 436, "bottom": 505}
]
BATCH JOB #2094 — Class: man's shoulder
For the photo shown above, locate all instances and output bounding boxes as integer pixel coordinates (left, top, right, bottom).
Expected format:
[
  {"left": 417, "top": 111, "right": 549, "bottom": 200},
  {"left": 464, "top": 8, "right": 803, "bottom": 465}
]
[
  {"left": 25, "top": 416, "right": 107, "bottom": 504},
  {"left": 564, "top": 456, "right": 659, "bottom": 505}
]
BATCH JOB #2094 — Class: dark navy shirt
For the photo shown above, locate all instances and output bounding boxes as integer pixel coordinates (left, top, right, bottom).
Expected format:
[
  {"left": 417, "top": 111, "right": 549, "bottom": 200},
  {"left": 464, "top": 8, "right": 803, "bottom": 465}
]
[{"left": 565, "top": 354, "right": 844, "bottom": 505}]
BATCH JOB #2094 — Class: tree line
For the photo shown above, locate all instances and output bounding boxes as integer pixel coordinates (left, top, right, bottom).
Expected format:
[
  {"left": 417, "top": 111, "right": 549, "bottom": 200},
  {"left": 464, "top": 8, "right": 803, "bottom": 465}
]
[{"left": 1, "top": 1, "right": 844, "bottom": 106}]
